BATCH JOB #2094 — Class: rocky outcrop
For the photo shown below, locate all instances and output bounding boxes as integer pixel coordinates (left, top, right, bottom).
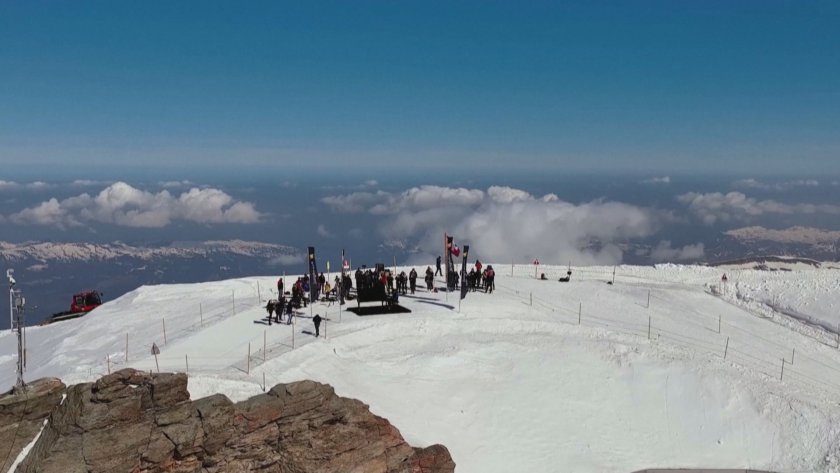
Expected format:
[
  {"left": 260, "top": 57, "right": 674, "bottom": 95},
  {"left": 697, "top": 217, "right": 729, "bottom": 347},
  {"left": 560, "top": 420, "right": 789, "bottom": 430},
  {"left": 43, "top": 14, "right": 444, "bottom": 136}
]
[
  {"left": 0, "top": 377, "right": 66, "bottom": 472},
  {"left": 12, "top": 369, "right": 455, "bottom": 473}
]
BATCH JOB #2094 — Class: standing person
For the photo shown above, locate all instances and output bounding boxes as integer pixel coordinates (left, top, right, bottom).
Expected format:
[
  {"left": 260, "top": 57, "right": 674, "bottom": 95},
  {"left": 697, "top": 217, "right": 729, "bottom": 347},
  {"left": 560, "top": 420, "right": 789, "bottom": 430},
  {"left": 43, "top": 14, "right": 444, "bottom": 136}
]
[
  {"left": 435, "top": 256, "right": 442, "bottom": 276},
  {"left": 277, "top": 277, "right": 284, "bottom": 296},
  {"left": 276, "top": 296, "right": 285, "bottom": 324},
  {"left": 425, "top": 266, "right": 434, "bottom": 291},
  {"left": 313, "top": 313, "right": 322, "bottom": 337},
  {"left": 265, "top": 300, "right": 275, "bottom": 326},
  {"left": 286, "top": 299, "right": 294, "bottom": 325},
  {"left": 409, "top": 268, "right": 417, "bottom": 294}
]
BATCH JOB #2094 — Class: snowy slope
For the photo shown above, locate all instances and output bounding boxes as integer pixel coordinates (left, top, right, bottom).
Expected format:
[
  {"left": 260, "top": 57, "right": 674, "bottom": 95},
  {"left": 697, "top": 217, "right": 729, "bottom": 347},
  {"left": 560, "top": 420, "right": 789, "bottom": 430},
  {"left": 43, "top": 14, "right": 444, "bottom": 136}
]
[{"left": 3, "top": 264, "right": 840, "bottom": 472}]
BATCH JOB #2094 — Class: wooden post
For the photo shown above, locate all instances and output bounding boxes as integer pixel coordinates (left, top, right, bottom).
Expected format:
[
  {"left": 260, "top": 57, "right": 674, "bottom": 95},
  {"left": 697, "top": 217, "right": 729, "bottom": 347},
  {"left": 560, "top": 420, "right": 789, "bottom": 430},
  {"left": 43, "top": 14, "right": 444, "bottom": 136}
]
[
  {"left": 125, "top": 333, "right": 129, "bottom": 363},
  {"left": 107, "top": 354, "right": 111, "bottom": 375},
  {"left": 780, "top": 358, "right": 786, "bottom": 381},
  {"left": 724, "top": 336, "right": 730, "bottom": 360},
  {"left": 648, "top": 316, "right": 651, "bottom": 339},
  {"left": 247, "top": 343, "right": 251, "bottom": 375},
  {"left": 163, "top": 319, "right": 167, "bottom": 346},
  {"left": 647, "top": 290, "right": 650, "bottom": 309},
  {"left": 530, "top": 292, "right": 533, "bottom": 306},
  {"left": 185, "top": 355, "right": 189, "bottom": 373},
  {"left": 578, "top": 303, "right": 582, "bottom": 325},
  {"left": 791, "top": 347, "right": 795, "bottom": 365},
  {"left": 718, "top": 315, "right": 721, "bottom": 334}
]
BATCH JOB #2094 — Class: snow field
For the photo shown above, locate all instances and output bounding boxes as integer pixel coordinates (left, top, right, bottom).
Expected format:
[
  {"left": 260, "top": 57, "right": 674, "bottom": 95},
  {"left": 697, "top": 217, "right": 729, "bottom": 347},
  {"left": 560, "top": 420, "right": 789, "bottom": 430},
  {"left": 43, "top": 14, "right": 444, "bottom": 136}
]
[{"left": 3, "top": 264, "right": 840, "bottom": 472}]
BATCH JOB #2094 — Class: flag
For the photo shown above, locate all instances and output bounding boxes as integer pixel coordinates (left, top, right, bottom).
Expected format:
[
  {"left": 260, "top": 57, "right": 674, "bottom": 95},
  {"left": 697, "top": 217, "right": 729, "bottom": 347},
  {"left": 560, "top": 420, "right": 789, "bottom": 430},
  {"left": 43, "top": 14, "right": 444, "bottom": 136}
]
[
  {"left": 308, "top": 246, "right": 318, "bottom": 303},
  {"left": 460, "top": 245, "right": 470, "bottom": 300}
]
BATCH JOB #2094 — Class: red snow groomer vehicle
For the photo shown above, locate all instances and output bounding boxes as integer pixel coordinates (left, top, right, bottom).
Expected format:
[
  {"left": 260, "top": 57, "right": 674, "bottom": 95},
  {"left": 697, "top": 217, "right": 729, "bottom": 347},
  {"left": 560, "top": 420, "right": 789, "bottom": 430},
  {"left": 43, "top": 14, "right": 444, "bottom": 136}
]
[{"left": 48, "top": 291, "right": 103, "bottom": 323}]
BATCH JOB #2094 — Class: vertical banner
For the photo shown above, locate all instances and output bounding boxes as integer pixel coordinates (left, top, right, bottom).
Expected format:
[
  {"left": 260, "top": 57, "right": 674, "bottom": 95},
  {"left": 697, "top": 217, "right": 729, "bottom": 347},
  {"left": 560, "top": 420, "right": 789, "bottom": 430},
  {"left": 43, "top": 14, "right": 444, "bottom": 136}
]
[
  {"left": 308, "top": 246, "right": 318, "bottom": 303},
  {"left": 339, "top": 249, "right": 346, "bottom": 304},
  {"left": 460, "top": 245, "right": 470, "bottom": 300},
  {"left": 445, "top": 234, "right": 454, "bottom": 290}
]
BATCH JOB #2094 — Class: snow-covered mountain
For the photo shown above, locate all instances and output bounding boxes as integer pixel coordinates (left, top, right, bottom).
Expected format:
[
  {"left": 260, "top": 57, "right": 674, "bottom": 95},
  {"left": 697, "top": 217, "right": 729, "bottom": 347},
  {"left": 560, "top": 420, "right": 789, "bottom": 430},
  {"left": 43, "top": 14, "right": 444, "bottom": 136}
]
[{"left": 3, "top": 263, "right": 840, "bottom": 472}]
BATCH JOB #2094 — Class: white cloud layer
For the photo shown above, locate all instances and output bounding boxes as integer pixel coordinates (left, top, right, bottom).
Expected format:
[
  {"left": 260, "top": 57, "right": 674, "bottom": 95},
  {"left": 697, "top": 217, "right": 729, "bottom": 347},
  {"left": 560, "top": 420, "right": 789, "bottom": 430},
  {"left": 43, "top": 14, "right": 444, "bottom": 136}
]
[
  {"left": 732, "top": 178, "right": 820, "bottom": 191},
  {"left": 649, "top": 241, "right": 705, "bottom": 262},
  {"left": 677, "top": 191, "right": 840, "bottom": 225},
  {"left": 323, "top": 185, "right": 660, "bottom": 265},
  {"left": 641, "top": 176, "right": 671, "bottom": 185},
  {"left": 7, "top": 182, "right": 262, "bottom": 228},
  {"left": 0, "top": 180, "right": 53, "bottom": 190}
]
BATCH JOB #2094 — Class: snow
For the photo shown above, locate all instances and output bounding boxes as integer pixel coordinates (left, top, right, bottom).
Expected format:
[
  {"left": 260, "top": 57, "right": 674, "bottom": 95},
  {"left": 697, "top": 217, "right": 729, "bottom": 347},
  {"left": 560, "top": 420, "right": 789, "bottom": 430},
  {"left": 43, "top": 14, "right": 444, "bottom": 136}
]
[
  {"left": 6, "top": 419, "right": 47, "bottom": 473},
  {"left": 3, "top": 264, "right": 840, "bottom": 472}
]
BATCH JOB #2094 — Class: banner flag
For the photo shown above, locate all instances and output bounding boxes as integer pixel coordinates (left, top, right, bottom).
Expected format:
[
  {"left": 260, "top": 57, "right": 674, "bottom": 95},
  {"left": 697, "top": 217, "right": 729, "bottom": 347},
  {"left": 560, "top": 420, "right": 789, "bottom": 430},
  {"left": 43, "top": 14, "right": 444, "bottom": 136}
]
[
  {"left": 460, "top": 245, "right": 470, "bottom": 300},
  {"left": 308, "top": 246, "right": 318, "bottom": 303}
]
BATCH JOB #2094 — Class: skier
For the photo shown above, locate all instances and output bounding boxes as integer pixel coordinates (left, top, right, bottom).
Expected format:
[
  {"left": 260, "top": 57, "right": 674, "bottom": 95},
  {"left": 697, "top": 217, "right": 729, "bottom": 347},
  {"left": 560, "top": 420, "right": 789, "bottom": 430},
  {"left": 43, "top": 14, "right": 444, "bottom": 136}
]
[
  {"left": 313, "top": 313, "right": 322, "bottom": 337},
  {"left": 435, "top": 256, "right": 442, "bottom": 276},
  {"left": 277, "top": 277, "right": 284, "bottom": 296},
  {"left": 409, "top": 268, "right": 417, "bottom": 294}
]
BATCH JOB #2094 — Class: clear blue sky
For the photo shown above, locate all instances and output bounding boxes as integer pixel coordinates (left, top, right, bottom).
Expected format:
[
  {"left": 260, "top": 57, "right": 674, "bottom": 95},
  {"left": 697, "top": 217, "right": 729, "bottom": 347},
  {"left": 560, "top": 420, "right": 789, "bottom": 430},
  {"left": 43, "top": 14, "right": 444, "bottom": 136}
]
[{"left": 1, "top": 1, "right": 838, "bottom": 176}]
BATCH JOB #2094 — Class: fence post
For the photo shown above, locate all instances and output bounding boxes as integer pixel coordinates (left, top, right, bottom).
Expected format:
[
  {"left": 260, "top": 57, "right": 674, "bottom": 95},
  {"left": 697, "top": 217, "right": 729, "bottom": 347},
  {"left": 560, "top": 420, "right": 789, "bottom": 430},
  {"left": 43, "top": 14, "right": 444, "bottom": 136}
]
[
  {"left": 647, "top": 290, "right": 650, "bottom": 309},
  {"left": 780, "top": 358, "right": 785, "bottom": 381},
  {"left": 163, "top": 319, "right": 167, "bottom": 346},
  {"left": 154, "top": 352, "right": 160, "bottom": 373},
  {"left": 185, "top": 355, "right": 189, "bottom": 374},
  {"left": 723, "top": 336, "right": 730, "bottom": 360},
  {"left": 106, "top": 354, "right": 111, "bottom": 375},
  {"left": 263, "top": 372, "right": 266, "bottom": 392},
  {"left": 125, "top": 333, "right": 129, "bottom": 363},
  {"left": 247, "top": 343, "right": 251, "bottom": 375},
  {"left": 791, "top": 347, "right": 795, "bottom": 365},
  {"left": 718, "top": 315, "right": 721, "bottom": 334},
  {"left": 648, "top": 316, "right": 651, "bottom": 339},
  {"left": 530, "top": 292, "right": 533, "bottom": 306},
  {"left": 578, "top": 303, "right": 581, "bottom": 325}
]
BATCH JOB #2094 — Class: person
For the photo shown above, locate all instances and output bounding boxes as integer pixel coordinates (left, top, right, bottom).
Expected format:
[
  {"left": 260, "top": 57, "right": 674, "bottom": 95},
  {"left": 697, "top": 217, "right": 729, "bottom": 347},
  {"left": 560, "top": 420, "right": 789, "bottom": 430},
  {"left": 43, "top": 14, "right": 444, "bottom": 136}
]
[
  {"left": 435, "top": 256, "right": 442, "bottom": 276},
  {"left": 484, "top": 266, "right": 495, "bottom": 293},
  {"left": 286, "top": 299, "right": 294, "bottom": 324},
  {"left": 265, "top": 300, "right": 275, "bottom": 326},
  {"left": 475, "top": 260, "right": 482, "bottom": 274},
  {"left": 277, "top": 277, "right": 284, "bottom": 296},
  {"left": 276, "top": 296, "right": 285, "bottom": 324},
  {"left": 425, "top": 266, "right": 434, "bottom": 291},
  {"left": 313, "top": 313, "right": 322, "bottom": 337},
  {"left": 409, "top": 268, "right": 417, "bottom": 294},
  {"left": 540, "top": 273, "right": 547, "bottom": 280}
]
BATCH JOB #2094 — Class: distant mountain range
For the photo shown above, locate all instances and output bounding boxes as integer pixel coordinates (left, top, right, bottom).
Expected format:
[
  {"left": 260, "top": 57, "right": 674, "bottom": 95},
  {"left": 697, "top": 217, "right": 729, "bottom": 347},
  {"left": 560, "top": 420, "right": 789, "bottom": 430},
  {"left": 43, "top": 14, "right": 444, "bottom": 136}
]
[
  {"left": 0, "top": 240, "right": 303, "bottom": 328},
  {"left": 708, "top": 226, "right": 840, "bottom": 263}
]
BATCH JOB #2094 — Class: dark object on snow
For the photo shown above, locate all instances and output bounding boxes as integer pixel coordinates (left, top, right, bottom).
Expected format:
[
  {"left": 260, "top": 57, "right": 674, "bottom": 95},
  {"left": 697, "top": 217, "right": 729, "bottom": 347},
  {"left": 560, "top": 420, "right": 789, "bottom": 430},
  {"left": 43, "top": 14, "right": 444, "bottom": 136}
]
[{"left": 313, "top": 313, "right": 322, "bottom": 337}]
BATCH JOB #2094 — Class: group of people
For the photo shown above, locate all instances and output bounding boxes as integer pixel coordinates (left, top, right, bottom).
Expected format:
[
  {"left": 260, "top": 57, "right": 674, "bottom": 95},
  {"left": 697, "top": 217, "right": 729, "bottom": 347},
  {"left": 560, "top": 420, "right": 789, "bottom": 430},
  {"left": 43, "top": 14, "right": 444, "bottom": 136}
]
[{"left": 464, "top": 261, "right": 496, "bottom": 293}]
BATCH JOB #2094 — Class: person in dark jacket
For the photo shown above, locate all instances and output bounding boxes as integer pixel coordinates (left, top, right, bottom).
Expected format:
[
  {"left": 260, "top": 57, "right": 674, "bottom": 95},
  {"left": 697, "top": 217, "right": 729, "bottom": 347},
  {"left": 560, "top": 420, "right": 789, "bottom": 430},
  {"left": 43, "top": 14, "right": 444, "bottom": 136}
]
[
  {"left": 313, "top": 313, "right": 322, "bottom": 337},
  {"left": 435, "top": 256, "right": 442, "bottom": 276},
  {"left": 409, "top": 268, "right": 417, "bottom": 294},
  {"left": 265, "top": 300, "right": 275, "bottom": 326}
]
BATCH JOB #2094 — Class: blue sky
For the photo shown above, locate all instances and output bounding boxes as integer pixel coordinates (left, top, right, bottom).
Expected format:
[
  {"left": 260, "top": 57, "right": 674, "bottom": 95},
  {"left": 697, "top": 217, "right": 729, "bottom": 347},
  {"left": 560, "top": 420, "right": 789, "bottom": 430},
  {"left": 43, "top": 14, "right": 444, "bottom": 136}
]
[{"left": 1, "top": 1, "right": 838, "bottom": 177}]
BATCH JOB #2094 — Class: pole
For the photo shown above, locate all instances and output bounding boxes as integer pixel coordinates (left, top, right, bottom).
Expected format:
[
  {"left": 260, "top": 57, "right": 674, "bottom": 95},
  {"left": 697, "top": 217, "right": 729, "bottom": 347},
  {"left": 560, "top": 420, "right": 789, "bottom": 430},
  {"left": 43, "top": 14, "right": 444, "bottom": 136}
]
[
  {"left": 232, "top": 291, "right": 236, "bottom": 315},
  {"left": 647, "top": 290, "right": 650, "bottom": 309},
  {"left": 780, "top": 358, "right": 786, "bottom": 381},
  {"left": 578, "top": 303, "right": 581, "bottom": 324},
  {"left": 154, "top": 352, "right": 159, "bottom": 373},
  {"left": 791, "top": 347, "right": 795, "bottom": 365},
  {"left": 612, "top": 266, "right": 616, "bottom": 285},
  {"left": 185, "top": 355, "right": 189, "bottom": 373},
  {"left": 718, "top": 315, "right": 721, "bottom": 334},
  {"left": 125, "top": 333, "right": 129, "bottom": 363},
  {"left": 530, "top": 292, "right": 533, "bottom": 306},
  {"left": 163, "top": 319, "right": 167, "bottom": 345},
  {"left": 107, "top": 354, "right": 111, "bottom": 375},
  {"left": 257, "top": 281, "right": 261, "bottom": 303},
  {"left": 263, "top": 372, "right": 266, "bottom": 392},
  {"left": 648, "top": 316, "right": 651, "bottom": 339},
  {"left": 724, "top": 336, "right": 730, "bottom": 360}
]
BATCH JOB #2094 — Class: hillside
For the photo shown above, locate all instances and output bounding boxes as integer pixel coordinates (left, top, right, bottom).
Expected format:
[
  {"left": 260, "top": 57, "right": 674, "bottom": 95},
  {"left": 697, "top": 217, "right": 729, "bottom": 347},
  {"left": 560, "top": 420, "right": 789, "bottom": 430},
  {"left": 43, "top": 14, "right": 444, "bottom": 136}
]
[{"left": 3, "top": 263, "right": 840, "bottom": 472}]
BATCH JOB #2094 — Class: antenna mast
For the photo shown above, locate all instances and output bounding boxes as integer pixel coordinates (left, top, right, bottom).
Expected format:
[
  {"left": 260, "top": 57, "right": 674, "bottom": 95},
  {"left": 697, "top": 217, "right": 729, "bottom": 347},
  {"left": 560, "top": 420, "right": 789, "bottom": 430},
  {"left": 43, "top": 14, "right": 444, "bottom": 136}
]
[{"left": 8, "top": 269, "right": 26, "bottom": 389}]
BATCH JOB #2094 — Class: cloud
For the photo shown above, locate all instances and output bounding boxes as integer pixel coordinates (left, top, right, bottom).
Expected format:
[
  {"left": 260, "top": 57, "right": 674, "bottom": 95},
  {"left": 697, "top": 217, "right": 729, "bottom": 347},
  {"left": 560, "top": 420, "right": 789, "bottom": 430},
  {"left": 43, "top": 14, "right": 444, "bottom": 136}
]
[
  {"left": 0, "top": 180, "right": 54, "bottom": 190},
  {"left": 649, "top": 241, "right": 705, "bottom": 262},
  {"left": 268, "top": 254, "right": 306, "bottom": 266},
  {"left": 324, "top": 185, "right": 661, "bottom": 265},
  {"left": 732, "top": 178, "right": 820, "bottom": 191},
  {"left": 0, "top": 180, "right": 18, "bottom": 190},
  {"left": 7, "top": 182, "right": 262, "bottom": 228},
  {"left": 677, "top": 191, "right": 840, "bottom": 225},
  {"left": 25, "top": 181, "right": 51, "bottom": 190},
  {"left": 71, "top": 179, "right": 111, "bottom": 187},
  {"left": 641, "top": 176, "right": 671, "bottom": 185},
  {"left": 159, "top": 180, "right": 195, "bottom": 188},
  {"left": 317, "top": 224, "right": 334, "bottom": 238}
]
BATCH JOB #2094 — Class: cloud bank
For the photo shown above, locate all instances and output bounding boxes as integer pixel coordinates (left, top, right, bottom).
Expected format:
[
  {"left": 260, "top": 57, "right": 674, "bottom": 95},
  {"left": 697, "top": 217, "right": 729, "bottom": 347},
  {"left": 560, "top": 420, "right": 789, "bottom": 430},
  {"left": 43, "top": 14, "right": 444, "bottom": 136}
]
[
  {"left": 649, "top": 241, "right": 705, "bottom": 262},
  {"left": 7, "top": 182, "right": 262, "bottom": 228},
  {"left": 677, "top": 191, "right": 840, "bottom": 225},
  {"left": 641, "top": 176, "right": 671, "bottom": 185},
  {"left": 732, "top": 178, "right": 820, "bottom": 191},
  {"left": 323, "top": 185, "right": 660, "bottom": 265}
]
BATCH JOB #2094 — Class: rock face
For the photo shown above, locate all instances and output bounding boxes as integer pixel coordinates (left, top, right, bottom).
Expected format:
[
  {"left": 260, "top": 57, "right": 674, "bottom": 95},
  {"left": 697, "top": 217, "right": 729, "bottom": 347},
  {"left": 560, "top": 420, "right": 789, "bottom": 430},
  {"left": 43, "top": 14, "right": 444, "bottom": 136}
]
[
  {"left": 0, "top": 377, "right": 66, "bottom": 472},
  {"left": 13, "top": 369, "right": 455, "bottom": 473}
]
